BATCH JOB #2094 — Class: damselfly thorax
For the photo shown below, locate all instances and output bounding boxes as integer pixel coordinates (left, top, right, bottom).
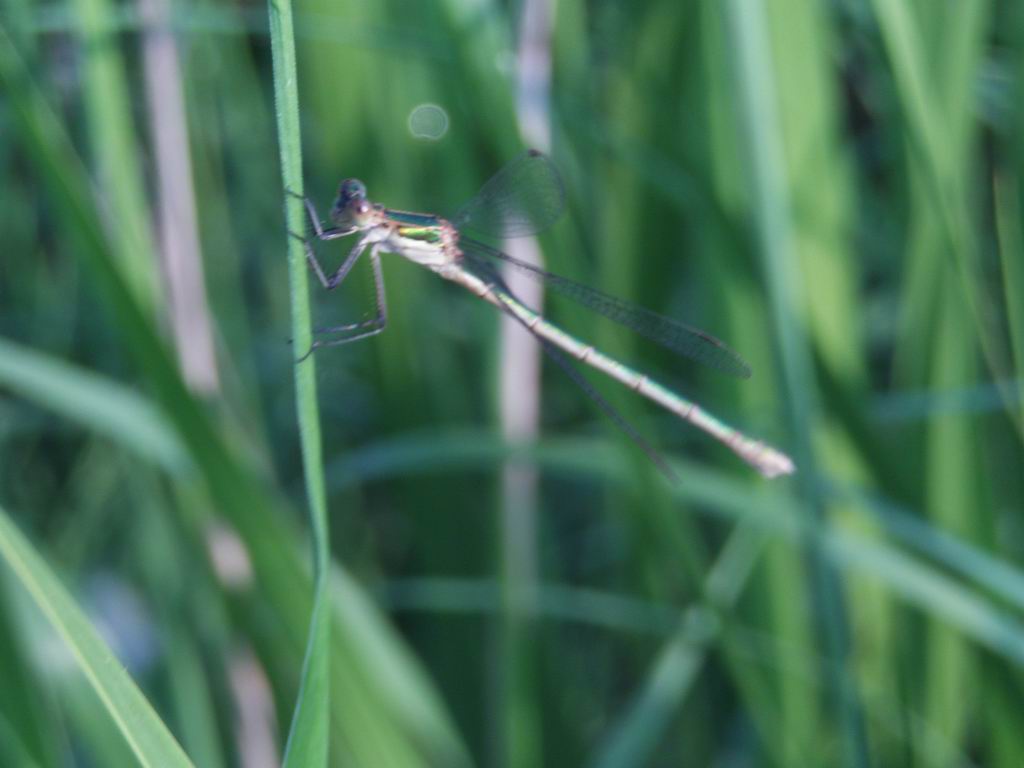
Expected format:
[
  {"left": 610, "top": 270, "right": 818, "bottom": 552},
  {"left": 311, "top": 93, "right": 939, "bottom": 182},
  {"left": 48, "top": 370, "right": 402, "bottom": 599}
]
[{"left": 359, "top": 205, "right": 462, "bottom": 270}]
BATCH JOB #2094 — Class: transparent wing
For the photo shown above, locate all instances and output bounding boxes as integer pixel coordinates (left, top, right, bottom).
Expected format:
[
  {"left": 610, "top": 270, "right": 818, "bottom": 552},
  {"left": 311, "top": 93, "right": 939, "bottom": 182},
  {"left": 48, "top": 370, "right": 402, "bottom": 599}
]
[
  {"left": 460, "top": 239, "right": 752, "bottom": 379},
  {"left": 451, "top": 149, "right": 566, "bottom": 239}
]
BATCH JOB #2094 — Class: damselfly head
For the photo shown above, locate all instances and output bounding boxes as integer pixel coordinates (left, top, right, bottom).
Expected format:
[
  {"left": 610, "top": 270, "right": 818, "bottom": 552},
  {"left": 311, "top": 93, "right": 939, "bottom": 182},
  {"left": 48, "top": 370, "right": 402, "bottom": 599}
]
[
  {"left": 332, "top": 178, "right": 372, "bottom": 227},
  {"left": 338, "top": 178, "right": 367, "bottom": 202}
]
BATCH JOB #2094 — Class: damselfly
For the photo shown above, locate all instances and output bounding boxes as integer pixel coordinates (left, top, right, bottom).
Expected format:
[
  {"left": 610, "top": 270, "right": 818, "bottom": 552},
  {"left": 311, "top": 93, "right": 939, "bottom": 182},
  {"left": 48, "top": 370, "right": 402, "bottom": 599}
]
[{"left": 291, "top": 150, "right": 795, "bottom": 479}]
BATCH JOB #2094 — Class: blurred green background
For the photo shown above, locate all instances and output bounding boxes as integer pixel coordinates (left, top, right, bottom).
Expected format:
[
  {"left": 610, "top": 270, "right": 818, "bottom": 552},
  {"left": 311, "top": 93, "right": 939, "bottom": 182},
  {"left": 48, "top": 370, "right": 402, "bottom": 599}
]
[{"left": 2, "top": 0, "right": 1024, "bottom": 765}]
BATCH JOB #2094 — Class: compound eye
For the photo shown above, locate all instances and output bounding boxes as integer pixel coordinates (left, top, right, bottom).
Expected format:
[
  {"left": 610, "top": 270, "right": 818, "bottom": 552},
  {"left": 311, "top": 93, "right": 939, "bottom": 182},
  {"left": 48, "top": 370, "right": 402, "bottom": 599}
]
[{"left": 339, "top": 179, "right": 367, "bottom": 202}]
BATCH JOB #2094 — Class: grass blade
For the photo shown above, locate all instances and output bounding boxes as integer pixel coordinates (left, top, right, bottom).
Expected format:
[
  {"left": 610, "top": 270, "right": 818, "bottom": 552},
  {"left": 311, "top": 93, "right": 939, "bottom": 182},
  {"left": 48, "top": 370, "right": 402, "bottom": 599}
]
[
  {"left": 0, "top": 507, "right": 193, "bottom": 768},
  {"left": 722, "top": 2, "right": 869, "bottom": 765},
  {"left": 267, "top": 0, "right": 331, "bottom": 762},
  {"left": 331, "top": 429, "right": 1024, "bottom": 669},
  {"left": 0, "top": 582, "right": 56, "bottom": 768},
  {"left": 71, "top": 0, "right": 160, "bottom": 312},
  {"left": 592, "top": 523, "right": 765, "bottom": 768},
  {"left": 0, "top": 336, "right": 187, "bottom": 472}
]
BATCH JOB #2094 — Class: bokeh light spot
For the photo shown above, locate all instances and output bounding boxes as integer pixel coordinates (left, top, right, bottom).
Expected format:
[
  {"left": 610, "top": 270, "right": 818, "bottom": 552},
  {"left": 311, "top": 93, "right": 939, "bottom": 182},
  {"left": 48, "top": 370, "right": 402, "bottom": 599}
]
[{"left": 408, "top": 103, "right": 449, "bottom": 141}]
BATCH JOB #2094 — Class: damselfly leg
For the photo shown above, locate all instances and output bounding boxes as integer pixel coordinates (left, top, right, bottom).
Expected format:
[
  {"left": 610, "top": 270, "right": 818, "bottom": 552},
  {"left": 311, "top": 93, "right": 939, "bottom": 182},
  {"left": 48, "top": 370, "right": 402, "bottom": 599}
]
[
  {"left": 287, "top": 191, "right": 390, "bottom": 357},
  {"left": 288, "top": 190, "right": 364, "bottom": 289},
  {"left": 305, "top": 248, "right": 389, "bottom": 352},
  {"left": 287, "top": 188, "right": 354, "bottom": 242}
]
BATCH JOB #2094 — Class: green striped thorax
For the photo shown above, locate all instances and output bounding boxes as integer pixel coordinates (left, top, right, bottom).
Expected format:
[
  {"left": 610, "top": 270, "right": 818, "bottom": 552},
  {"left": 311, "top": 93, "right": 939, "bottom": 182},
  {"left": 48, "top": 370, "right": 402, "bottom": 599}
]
[{"left": 386, "top": 208, "right": 446, "bottom": 244}]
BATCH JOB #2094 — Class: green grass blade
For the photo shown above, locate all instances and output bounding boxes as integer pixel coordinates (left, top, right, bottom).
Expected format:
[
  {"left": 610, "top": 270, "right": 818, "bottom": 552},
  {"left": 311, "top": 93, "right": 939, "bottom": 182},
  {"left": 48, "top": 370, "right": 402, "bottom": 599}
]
[
  {"left": 824, "top": 532, "right": 1024, "bottom": 667},
  {"left": 59, "top": 675, "right": 145, "bottom": 767},
  {"left": 722, "top": 2, "right": 869, "bottom": 765},
  {"left": 0, "top": 336, "right": 187, "bottom": 472},
  {"left": 0, "top": 508, "right": 194, "bottom": 768},
  {"left": 71, "top": 0, "right": 160, "bottom": 312},
  {"left": 995, "top": 171, "right": 1024, "bottom": 399},
  {"left": 593, "top": 632, "right": 704, "bottom": 768},
  {"left": 0, "top": 714, "right": 48, "bottom": 768},
  {"left": 331, "top": 429, "right": 1024, "bottom": 668},
  {"left": 871, "top": 4, "right": 992, "bottom": 760},
  {"left": 1006, "top": 3, "right": 1024, "bottom": 392},
  {"left": 267, "top": 0, "right": 330, "bottom": 763},
  {"left": 872, "top": 0, "right": 1013, "bottom": 424},
  {"left": 381, "top": 578, "right": 677, "bottom": 635},
  {"left": 0, "top": 583, "right": 56, "bottom": 768},
  {"left": 592, "top": 523, "right": 765, "bottom": 768},
  {"left": 328, "top": 570, "right": 474, "bottom": 767}
]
